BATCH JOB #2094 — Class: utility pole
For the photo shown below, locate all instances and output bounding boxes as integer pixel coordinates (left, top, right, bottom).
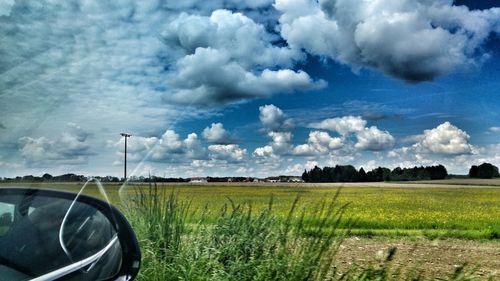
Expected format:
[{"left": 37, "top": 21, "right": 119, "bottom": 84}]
[{"left": 120, "top": 133, "right": 131, "bottom": 181}]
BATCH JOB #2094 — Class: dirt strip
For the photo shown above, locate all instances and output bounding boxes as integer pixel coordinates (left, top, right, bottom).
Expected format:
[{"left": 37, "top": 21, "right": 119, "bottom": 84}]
[{"left": 334, "top": 237, "right": 500, "bottom": 280}]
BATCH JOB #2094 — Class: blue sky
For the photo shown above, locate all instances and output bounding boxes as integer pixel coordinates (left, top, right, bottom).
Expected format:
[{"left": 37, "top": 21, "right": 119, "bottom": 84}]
[{"left": 0, "top": 0, "right": 499, "bottom": 177}]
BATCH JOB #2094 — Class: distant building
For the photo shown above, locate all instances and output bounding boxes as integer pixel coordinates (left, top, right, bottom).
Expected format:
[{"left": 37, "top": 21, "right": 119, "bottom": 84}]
[
  {"left": 266, "top": 176, "right": 304, "bottom": 183},
  {"left": 190, "top": 177, "right": 207, "bottom": 183},
  {"left": 266, "top": 177, "right": 279, "bottom": 183},
  {"left": 288, "top": 177, "right": 304, "bottom": 183}
]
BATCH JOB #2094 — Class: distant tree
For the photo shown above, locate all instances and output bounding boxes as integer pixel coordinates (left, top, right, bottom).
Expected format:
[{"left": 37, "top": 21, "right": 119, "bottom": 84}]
[
  {"left": 22, "top": 175, "right": 34, "bottom": 181},
  {"left": 301, "top": 170, "right": 309, "bottom": 182},
  {"left": 323, "top": 166, "right": 334, "bottom": 182},
  {"left": 42, "top": 173, "right": 53, "bottom": 181},
  {"left": 358, "top": 167, "right": 367, "bottom": 182},
  {"left": 310, "top": 166, "right": 322, "bottom": 182},
  {"left": 469, "top": 165, "right": 479, "bottom": 178},
  {"left": 368, "top": 167, "right": 390, "bottom": 182},
  {"left": 433, "top": 165, "right": 448, "bottom": 179},
  {"left": 475, "top": 163, "right": 500, "bottom": 179},
  {"left": 390, "top": 167, "right": 403, "bottom": 181},
  {"left": 340, "top": 165, "right": 358, "bottom": 182}
]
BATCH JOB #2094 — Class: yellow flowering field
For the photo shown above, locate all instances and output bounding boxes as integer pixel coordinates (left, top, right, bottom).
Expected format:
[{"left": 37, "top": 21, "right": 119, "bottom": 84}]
[{"left": 3, "top": 181, "right": 500, "bottom": 239}]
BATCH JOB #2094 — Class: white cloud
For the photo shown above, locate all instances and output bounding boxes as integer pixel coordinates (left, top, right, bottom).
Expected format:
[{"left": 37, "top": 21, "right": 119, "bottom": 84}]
[
  {"left": 293, "top": 131, "right": 343, "bottom": 156},
  {"left": 309, "top": 116, "right": 366, "bottom": 135},
  {"left": 109, "top": 129, "right": 206, "bottom": 163},
  {"left": 163, "top": 10, "right": 325, "bottom": 105},
  {"left": 259, "top": 104, "right": 293, "bottom": 131},
  {"left": 355, "top": 126, "right": 395, "bottom": 151},
  {"left": 488, "top": 127, "right": 500, "bottom": 133},
  {"left": 268, "top": 131, "right": 293, "bottom": 154},
  {"left": 253, "top": 104, "right": 294, "bottom": 160},
  {"left": 385, "top": 122, "right": 479, "bottom": 173},
  {"left": 253, "top": 145, "right": 276, "bottom": 158},
  {"left": 388, "top": 122, "right": 473, "bottom": 158},
  {"left": 202, "top": 123, "right": 230, "bottom": 143},
  {"left": 414, "top": 122, "right": 473, "bottom": 155},
  {"left": 208, "top": 144, "right": 247, "bottom": 162},
  {"left": 284, "top": 163, "right": 305, "bottom": 174},
  {"left": 308, "top": 116, "right": 394, "bottom": 151},
  {"left": 253, "top": 131, "right": 294, "bottom": 160},
  {"left": 0, "top": 160, "right": 21, "bottom": 170},
  {"left": 18, "top": 124, "right": 93, "bottom": 166},
  {"left": 0, "top": 0, "right": 14, "bottom": 17},
  {"left": 305, "top": 160, "right": 319, "bottom": 170},
  {"left": 0, "top": 1, "right": 322, "bottom": 177},
  {"left": 275, "top": 0, "right": 500, "bottom": 82}
]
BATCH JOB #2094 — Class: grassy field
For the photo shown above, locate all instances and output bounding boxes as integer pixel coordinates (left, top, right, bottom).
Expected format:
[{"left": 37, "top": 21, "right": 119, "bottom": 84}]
[
  {"left": 1, "top": 180, "right": 499, "bottom": 280},
  {"left": 2, "top": 180, "right": 500, "bottom": 240}
]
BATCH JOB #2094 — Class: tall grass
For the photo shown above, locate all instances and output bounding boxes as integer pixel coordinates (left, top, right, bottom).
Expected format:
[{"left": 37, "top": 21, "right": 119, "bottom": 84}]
[{"left": 123, "top": 183, "right": 480, "bottom": 281}]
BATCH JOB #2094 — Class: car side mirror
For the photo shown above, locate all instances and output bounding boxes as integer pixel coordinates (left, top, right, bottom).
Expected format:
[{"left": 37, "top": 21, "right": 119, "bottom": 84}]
[{"left": 0, "top": 188, "right": 140, "bottom": 281}]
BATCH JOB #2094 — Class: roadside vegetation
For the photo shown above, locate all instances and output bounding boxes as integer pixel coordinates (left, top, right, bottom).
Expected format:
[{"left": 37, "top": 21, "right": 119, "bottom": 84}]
[
  {"left": 1, "top": 180, "right": 499, "bottom": 279},
  {"left": 124, "top": 183, "right": 486, "bottom": 281},
  {"left": 118, "top": 183, "right": 500, "bottom": 240}
]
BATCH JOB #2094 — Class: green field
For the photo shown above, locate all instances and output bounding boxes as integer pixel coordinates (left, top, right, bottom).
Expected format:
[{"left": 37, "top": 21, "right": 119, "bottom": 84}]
[
  {"left": 3, "top": 180, "right": 500, "bottom": 240},
  {"left": 2, "top": 180, "right": 500, "bottom": 280}
]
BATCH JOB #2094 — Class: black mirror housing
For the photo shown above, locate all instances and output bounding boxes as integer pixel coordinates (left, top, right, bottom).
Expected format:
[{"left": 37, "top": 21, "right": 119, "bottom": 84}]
[{"left": 0, "top": 188, "right": 141, "bottom": 281}]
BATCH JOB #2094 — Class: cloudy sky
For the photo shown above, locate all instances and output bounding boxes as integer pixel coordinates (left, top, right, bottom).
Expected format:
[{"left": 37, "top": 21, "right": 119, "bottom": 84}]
[{"left": 1, "top": 0, "right": 499, "bottom": 178}]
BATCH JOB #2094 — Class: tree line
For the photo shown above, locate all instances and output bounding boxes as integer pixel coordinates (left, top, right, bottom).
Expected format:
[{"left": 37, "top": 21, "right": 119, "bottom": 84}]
[
  {"left": 302, "top": 162, "right": 500, "bottom": 183},
  {"left": 301, "top": 165, "right": 449, "bottom": 183},
  {"left": 469, "top": 163, "right": 500, "bottom": 179},
  {"left": 1, "top": 163, "right": 498, "bottom": 183}
]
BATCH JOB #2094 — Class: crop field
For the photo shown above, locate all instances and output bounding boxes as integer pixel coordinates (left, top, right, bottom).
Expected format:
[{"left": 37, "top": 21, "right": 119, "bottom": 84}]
[
  {"left": 4, "top": 180, "right": 500, "bottom": 240},
  {"left": 2, "top": 180, "right": 499, "bottom": 280},
  {"left": 122, "top": 184, "right": 500, "bottom": 240}
]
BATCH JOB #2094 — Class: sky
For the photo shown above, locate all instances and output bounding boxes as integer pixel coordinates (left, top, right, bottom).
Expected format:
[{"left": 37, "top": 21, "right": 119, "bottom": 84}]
[{"left": 0, "top": 0, "right": 499, "bottom": 178}]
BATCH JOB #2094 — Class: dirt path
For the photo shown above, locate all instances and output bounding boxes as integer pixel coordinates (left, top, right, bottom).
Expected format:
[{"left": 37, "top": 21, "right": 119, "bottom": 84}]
[{"left": 334, "top": 237, "right": 500, "bottom": 280}]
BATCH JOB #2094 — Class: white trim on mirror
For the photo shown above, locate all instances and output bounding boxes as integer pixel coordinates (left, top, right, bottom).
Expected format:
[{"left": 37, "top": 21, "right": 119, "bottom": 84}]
[{"left": 30, "top": 236, "right": 119, "bottom": 281}]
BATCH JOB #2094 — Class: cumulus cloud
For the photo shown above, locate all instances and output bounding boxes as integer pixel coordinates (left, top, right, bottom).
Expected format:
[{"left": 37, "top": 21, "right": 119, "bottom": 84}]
[
  {"left": 18, "top": 124, "right": 92, "bottom": 166},
  {"left": 306, "top": 115, "right": 394, "bottom": 152},
  {"left": 268, "top": 132, "right": 293, "bottom": 154},
  {"left": 414, "top": 122, "right": 473, "bottom": 155},
  {"left": 386, "top": 122, "right": 475, "bottom": 172},
  {"left": 153, "top": 130, "right": 200, "bottom": 158},
  {"left": 253, "top": 131, "right": 293, "bottom": 160},
  {"left": 253, "top": 145, "right": 276, "bottom": 158},
  {"left": 309, "top": 116, "right": 366, "bottom": 135},
  {"left": 293, "top": 131, "right": 343, "bottom": 155},
  {"left": 109, "top": 129, "right": 206, "bottom": 163},
  {"left": 202, "top": 123, "right": 231, "bottom": 143},
  {"left": 208, "top": 144, "right": 247, "bottom": 162},
  {"left": 162, "top": 10, "right": 325, "bottom": 104},
  {"left": 0, "top": 1, "right": 323, "bottom": 176},
  {"left": 275, "top": 0, "right": 500, "bottom": 82},
  {"left": 254, "top": 105, "right": 294, "bottom": 160},
  {"left": 259, "top": 104, "right": 294, "bottom": 131},
  {"left": 355, "top": 126, "right": 395, "bottom": 151}
]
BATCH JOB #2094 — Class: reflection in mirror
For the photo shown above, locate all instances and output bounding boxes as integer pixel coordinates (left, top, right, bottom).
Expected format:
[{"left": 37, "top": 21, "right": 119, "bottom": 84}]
[
  {"left": 0, "top": 202, "right": 14, "bottom": 236},
  {"left": 0, "top": 190, "right": 122, "bottom": 281},
  {"left": 59, "top": 199, "right": 122, "bottom": 279}
]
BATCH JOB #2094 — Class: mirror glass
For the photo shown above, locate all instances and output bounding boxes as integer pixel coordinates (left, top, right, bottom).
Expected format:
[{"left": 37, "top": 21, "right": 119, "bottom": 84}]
[
  {"left": 0, "top": 202, "right": 15, "bottom": 236},
  {"left": 0, "top": 190, "right": 122, "bottom": 281}
]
